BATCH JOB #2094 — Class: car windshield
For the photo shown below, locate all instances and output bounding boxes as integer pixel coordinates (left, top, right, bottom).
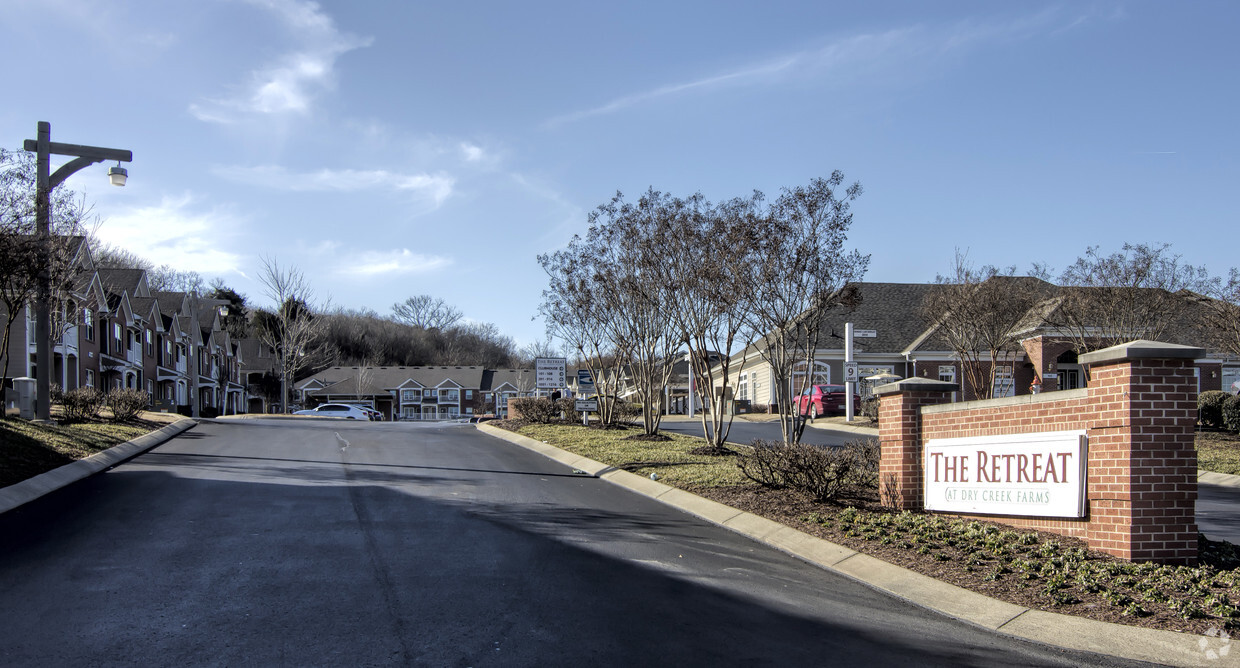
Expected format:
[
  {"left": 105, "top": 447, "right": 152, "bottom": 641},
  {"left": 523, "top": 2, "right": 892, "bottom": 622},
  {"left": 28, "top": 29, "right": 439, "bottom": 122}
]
[{"left": 817, "top": 385, "right": 846, "bottom": 393}]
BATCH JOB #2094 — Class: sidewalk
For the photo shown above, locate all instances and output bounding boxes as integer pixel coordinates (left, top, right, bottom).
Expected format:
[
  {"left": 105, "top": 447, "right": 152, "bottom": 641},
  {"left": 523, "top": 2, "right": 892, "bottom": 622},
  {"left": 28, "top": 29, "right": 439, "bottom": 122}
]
[{"left": 478, "top": 421, "right": 1231, "bottom": 667}]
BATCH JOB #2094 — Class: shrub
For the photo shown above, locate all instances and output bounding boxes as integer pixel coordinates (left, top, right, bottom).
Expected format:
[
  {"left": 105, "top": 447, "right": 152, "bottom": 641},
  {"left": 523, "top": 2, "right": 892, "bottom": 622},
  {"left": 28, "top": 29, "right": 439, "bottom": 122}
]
[
  {"left": 1198, "top": 390, "right": 1229, "bottom": 429},
  {"left": 1223, "top": 395, "right": 1240, "bottom": 433},
  {"left": 61, "top": 386, "right": 105, "bottom": 422},
  {"left": 105, "top": 388, "right": 149, "bottom": 422},
  {"left": 860, "top": 396, "right": 880, "bottom": 423},
  {"left": 508, "top": 397, "right": 559, "bottom": 424},
  {"left": 555, "top": 398, "right": 581, "bottom": 423},
  {"left": 737, "top": 439, "right": 876, "bottom": 501},
  {"left": 613, "top": 400, "right": 640, "bottom": 425}
]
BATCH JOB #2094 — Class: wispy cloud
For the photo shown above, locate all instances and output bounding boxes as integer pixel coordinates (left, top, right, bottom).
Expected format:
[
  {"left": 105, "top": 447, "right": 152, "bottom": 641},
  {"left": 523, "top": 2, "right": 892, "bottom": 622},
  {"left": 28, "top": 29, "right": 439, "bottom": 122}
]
[
  {"left": 93, "top": 194, "right": 246, "bottom": 277},
  {"left": 212, "top": 165, "right": 454, "bottom": 204},
  {"left": 544, "top": 8, "right": 1110, "bottom": 128},
  {"left": 190, "top": 0, "right": 371, "bottom": 123},
  {"left": 332, "top": 248, "right": 453, "bottom": 278}
]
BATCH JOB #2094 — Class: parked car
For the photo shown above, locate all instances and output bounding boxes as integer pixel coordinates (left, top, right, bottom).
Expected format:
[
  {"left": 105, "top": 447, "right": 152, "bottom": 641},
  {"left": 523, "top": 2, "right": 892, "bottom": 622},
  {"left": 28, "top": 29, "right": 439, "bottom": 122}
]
[
  {"left": 294, "top": 403, "right": 373, "bottom": 420},
  {"left": 359, "top": 406, "right": 383, "bottom": 421},
  {"left": 797, "top": 384, "right": 861, "bottom": 420}
]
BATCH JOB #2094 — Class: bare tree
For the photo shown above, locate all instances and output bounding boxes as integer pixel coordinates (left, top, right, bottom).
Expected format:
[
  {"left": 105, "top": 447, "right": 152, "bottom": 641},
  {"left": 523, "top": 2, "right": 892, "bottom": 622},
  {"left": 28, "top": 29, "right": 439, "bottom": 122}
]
[
  {"left": 0, "top": 149, "right": 92, "bottom": 400},
  {"left": 744, "top": 173, "right": 868, "bottom": 443},
  {"left": 920, "top": 251, "right": 1050, "bottom": 400},
  {"left": 254, "top": 256, "right": 332, "bottom": 413},
  {"left": 391, "top": 295, "right": 463, "bottom": 329},
  {"left": 644, "top": 191, "right": 760, "bottom": 452},
  {"left": 586, "top": 189, "right": 682, "bottom": 435},
  {"left": 538, "top": 227, "right": 628, "bottom": 428},
  {"left": 1051, "top": 243, "right": 1214, "bottom": 359}
]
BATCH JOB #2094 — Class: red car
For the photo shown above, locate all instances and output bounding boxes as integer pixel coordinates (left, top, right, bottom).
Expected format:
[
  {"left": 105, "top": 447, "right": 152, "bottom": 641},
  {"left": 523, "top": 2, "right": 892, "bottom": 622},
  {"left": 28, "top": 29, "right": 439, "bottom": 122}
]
[{"left": 797, "top": 384, "right": 861, "bottom": 420}]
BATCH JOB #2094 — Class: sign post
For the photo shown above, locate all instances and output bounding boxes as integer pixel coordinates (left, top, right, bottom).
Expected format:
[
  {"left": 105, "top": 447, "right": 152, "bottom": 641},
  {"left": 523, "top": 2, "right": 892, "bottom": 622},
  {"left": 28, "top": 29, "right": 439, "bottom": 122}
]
[
  {"left": 535, "top": 357, "right": 566, "bottom": 390},
  {"left": 845, "top": 323, "right": 855, "bottom": 420},
  {"left": 576, "top": 368, "right": 595, "bottom": 425}
]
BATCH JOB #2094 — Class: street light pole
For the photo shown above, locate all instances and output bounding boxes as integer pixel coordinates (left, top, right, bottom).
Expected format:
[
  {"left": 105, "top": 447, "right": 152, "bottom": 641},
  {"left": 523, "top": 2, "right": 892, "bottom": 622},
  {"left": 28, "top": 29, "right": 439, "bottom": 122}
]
[{"left": 24, "top": 122, "right": 132, "bottom": 422}]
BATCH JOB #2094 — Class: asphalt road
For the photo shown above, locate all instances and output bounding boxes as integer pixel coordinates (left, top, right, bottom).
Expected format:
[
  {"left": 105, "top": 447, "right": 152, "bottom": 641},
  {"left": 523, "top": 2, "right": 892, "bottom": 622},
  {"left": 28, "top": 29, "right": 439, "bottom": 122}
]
[
  {"left": 1197, "top": 482, "right": 1240, "bottom": 544},
  {"left": 0, "top": 419, "right": 1150, "bottom": 667}
]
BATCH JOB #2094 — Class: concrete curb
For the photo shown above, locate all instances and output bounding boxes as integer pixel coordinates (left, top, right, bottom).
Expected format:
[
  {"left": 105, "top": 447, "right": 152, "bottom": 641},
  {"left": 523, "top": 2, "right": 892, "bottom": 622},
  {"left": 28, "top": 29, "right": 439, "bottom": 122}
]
[
  {"left": 1200, "top": 470, "right": 1240, "bottom": 489},
  {"left": 0, "top": 418, "right": 197, "bottom": 515},
  {"left": 476, "top": 422, "right": 1229, "bottom": 667}
]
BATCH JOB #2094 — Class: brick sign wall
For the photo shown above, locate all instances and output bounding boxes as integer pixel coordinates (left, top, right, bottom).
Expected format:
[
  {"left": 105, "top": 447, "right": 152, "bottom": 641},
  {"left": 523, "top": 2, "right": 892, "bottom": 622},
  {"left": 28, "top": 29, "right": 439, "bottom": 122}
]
[{"left": 877, "top": 340, "right": 1200, "bottom": 565}]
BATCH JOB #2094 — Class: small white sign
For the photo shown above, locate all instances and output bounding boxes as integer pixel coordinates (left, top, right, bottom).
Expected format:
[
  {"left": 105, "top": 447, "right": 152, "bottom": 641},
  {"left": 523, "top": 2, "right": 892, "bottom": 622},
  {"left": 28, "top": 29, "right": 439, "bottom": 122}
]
[
  {"left": 844, "top": 362, "right": 860, "bottom": 383},
  {"left": 575, "top": 399, "right": 598, "bottom": 412},
  {"left": 853, "top": 329, "right": 877, "bottom": 338},
  {"left": 924, "top": 430, "right": 1087, "bottom": 518},
  {"left": 535, "top": 357, "right": 567, "bottom": 389}
]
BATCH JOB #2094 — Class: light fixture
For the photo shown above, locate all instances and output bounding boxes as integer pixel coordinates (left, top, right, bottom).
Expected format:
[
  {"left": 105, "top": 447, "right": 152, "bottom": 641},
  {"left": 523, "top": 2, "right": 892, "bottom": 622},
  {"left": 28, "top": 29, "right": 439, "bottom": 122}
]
[{"left": 107, "top": 162, "right": 128, "bottom": 186}]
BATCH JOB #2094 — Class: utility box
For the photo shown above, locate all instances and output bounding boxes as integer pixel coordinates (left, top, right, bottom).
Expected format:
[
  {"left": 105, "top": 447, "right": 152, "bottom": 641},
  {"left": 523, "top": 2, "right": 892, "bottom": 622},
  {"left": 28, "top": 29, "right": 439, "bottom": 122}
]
[{"left": 13, "top": 377, "right": 35, "bottom": 419}]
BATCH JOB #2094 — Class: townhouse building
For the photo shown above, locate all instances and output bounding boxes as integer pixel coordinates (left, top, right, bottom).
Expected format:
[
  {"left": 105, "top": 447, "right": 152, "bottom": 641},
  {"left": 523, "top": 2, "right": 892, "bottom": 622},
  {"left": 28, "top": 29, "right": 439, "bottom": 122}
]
[
  {"left": 295, "top": 366, "right": 546, "bottom": 420},
  {"left": 2, "top": 238, "right": 247, "bottom": 417}
]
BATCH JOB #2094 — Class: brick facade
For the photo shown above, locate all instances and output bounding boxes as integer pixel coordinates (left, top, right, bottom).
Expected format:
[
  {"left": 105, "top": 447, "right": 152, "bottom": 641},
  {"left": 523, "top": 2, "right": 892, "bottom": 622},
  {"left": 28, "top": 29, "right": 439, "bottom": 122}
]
[{"left": 877, "top": 340, "right": 1200, "bottom": 565}]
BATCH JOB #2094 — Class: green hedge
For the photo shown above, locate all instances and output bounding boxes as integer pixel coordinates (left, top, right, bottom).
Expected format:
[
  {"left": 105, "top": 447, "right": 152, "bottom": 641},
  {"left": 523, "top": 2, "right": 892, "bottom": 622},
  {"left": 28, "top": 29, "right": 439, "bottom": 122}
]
[
  {"left": 1199, "top": 390, "right": 1230, "bottom": 429},
  {"left": 1223, "top": 394, "right": 1240, "bottom": 433}
]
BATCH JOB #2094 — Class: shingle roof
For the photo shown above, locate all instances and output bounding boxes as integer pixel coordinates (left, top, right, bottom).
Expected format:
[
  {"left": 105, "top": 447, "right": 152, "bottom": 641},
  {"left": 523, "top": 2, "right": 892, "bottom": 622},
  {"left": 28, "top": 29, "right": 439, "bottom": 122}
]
[{"left": 299, "top": 366, "right": 493, "bottom": 395}]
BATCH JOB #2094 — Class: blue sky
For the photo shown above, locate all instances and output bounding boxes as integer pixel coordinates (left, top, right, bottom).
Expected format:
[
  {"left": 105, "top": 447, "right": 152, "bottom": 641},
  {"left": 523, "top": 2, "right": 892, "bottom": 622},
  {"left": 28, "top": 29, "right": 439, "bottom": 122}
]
[{"left": 2, "top": 1, "right": 1236, "bottom": 347}]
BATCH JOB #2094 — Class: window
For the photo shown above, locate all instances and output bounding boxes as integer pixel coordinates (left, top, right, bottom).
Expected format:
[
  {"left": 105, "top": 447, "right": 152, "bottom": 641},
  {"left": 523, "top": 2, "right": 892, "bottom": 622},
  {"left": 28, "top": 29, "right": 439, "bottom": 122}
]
[
  {"left": 738, "top": 373, "right": 749, "bottom": 400},
  {"left": 145, "top": 330, "right": 153, "bottom": 356},
  {"left": 401, "top": 389, "right": 420, "bottom": 401},
  {"left": 992, "top": 365, "right": 1015, "bottom": 399},
  {"left": 84, "top": 309, "right": 94, "bottom": 341},
  {"left": 465, "top": 390, "right": 473, "bottom": 400},
  {"left": 85, "top": 369, "right": 94, "bottom": 387}
]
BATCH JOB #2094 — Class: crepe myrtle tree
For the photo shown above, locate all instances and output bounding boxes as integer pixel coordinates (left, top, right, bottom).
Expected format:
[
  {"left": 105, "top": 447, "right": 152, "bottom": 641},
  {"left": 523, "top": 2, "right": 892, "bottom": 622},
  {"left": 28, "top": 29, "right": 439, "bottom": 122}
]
[
  {"left": 1049, "top": 243, "right": 1215, "bottom": 379},
  {"left": 920, "top": 250, "right": 1052, "bottom": 401},
  {"left": 743, "top": 173, "right": 868, "bottom": 444},
  {"left": 0, "top": 149, "right": 93, "bottom": 402},
  {"left": 539, "top": 225, "right": 627, "bottom": 427},
  {"left": 589, "top": 189, "right": 684, "bottom": 436},
  {"left": 640, "top": 190, "right": 762, "bottom": 452}
]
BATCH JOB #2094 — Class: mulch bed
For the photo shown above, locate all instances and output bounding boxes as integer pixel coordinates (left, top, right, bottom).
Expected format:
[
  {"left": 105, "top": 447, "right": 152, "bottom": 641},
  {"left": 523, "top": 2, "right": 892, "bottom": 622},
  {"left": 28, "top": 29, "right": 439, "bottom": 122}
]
[{"left": 685, "top": 483, "right": 1238, "bottom": 636}]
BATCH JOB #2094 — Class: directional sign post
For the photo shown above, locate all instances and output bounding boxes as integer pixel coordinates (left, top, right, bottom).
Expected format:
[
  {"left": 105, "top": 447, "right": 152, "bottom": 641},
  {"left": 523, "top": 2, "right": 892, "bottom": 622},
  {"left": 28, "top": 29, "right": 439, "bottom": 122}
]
[{"left": 535, "top": 357, "right": 567, "bottom": 390}]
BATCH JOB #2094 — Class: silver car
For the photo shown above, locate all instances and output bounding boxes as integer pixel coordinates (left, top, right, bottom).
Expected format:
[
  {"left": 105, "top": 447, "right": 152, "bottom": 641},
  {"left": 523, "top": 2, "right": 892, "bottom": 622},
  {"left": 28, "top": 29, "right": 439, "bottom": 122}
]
[{"left": 294, "top": 403, "right": 372, "bottom": 420}]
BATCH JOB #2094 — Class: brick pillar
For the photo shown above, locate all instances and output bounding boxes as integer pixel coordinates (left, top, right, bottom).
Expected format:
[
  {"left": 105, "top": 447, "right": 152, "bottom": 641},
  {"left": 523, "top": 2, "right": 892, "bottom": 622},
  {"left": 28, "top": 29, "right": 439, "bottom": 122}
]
[
  {"left": 876, "top": 379, "right": 958, "bottom": 511},
  {"left": 1081, "top": 341, "right": 1201, "bottom": 565}
]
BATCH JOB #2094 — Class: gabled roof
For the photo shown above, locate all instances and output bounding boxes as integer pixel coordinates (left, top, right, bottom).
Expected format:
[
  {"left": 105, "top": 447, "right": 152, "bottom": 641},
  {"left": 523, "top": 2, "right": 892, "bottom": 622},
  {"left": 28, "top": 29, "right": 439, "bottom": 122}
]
[
  {"left": 297, "top": 366, "right": 491, "bottom": 396},
  {"left": 481, "top": 369, "right": 537, "bottom": 392},
  {"left": 97, "top": 268, "right": 150, "bottom": 298}
]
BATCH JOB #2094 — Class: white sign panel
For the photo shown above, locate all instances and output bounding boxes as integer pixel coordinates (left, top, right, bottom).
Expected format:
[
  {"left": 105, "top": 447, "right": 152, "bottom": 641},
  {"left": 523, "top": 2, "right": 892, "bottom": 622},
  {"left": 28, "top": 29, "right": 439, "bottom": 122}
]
[
  {"left": 924, "top": 430, "right": 1087, "bottom": 518},
  {"left": 844, "top": 362, "right": 859, "bottom": 383},
  {"left": 853, "top": 329, "right": 877, "bottom": 338},
  {"left": 535, "top": 357, "right": 567, "bottom": 389},
  {"left": 575, "top": 399, "right": 598, "bottom": 412}
]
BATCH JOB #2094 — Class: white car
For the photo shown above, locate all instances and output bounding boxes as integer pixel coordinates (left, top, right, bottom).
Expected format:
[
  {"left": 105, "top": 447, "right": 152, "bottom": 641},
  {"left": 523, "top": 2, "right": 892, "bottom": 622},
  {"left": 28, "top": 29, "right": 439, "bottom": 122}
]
[{"left": 294, "top": 403, "right": 372, "bottom": 420}]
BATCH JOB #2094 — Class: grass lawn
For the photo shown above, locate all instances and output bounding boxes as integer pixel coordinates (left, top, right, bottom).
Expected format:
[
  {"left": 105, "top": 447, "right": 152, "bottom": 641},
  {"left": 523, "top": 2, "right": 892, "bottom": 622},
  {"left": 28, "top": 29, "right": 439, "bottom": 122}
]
[
  {"left": 0, "top": 412, "right": 182, "bottom": 489},
  {"left": 1198, "top": 430, "right": 1240, "bottom": 475},
  {"left": 504, "top": 419, "right": 1240, "bottom": 636}
]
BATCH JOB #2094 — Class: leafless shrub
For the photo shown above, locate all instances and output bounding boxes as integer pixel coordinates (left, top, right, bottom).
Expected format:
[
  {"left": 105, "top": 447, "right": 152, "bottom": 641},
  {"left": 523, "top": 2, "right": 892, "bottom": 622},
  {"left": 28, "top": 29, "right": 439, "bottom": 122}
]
[
  {"left": 105, "top": 388, "right": 149, "bottom": 422},
  {"left": 509, "top": 397, "right": 558, "bottom": 424},
  {"left": 880, "top": 472, "right": 902, "bottom": 509},
  {"left": 738, "top": 439, "right": 876, "bottom": 501},
  {"left": 60, "top": 386, "right": 104, "bottom": 423}
]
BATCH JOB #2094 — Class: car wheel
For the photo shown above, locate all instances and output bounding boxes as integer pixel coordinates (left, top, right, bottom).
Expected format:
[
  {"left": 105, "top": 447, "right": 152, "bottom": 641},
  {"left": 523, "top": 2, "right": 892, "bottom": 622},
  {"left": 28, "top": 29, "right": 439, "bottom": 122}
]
[{"left": 810, "top": 405, "right": 819, "bottom": 421}]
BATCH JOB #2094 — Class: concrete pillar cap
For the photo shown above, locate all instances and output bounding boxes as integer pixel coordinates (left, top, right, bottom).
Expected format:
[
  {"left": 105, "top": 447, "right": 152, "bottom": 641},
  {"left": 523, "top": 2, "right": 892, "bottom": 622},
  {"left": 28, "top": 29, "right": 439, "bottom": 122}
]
[
  {"left": 874, "top": 378, "right": 959, "bottom": 396},
  {"left": 1078, "top": 340, "right": 1204, "bottom": 366}
]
